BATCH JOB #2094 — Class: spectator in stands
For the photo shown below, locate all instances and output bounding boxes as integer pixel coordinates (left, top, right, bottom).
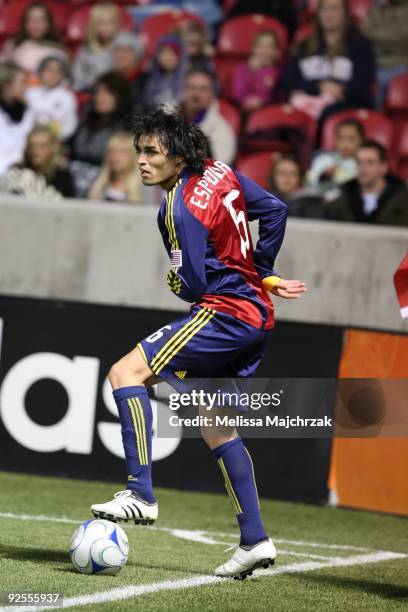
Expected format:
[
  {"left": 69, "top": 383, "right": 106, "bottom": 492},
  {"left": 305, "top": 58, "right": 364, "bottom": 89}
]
[
  {"left": 88, "top": 132, "right": 142, "bottom": 204},
  {"left": 0, "top": 63, "right": 34, "bottom": 175},
  {"left": 69, "top": 71, "right": 131, "bottom": 196},
  {"left": 283, "top": 0, "right": 376, "bottom": 133},
  {"left": 176, "top": 22, "right": 214, "bottom": 72},
  {"left": 112, "top": 32, "right": 145, "bottom": 113},
  {"left": 112, "top": 32, "right": 144, "bottom": 81},
  {"left": 269, "top": 154, "right": 326, "bottom": 218},
  {"left": 1, "top": 1, "right": 68, "bottom": 77},
  {"left": 73, "top": 2, "right": 121, "bottom": 92},
  {"left": 362, "top": 0, "right": 408, "bottom": 108},
  {"left": 269, "top": 155, "right": 303, "bottom": 199},
  {"left": 231, "top": 30, "right": 282, "bottom": 112},
  {"left": 306, "top": 118, "right": 364, "bottom": 190},
  {"left": 325, "top": 140, "right": 408, "bottom": 226},
  {"left": 179, "top": 68, "right": 237, "bottom": 164},
  {"left": 14, "top": 125, "right": 74, "bottom": 197},
  {"left": 141, "top": 36, "right": 187, "bottom": 111},
  {"left": 226, "top": 0, "right": 297, "bottom": 39},
  {"left": 26, "top": 57, "right": 78, "bottom": 141}
]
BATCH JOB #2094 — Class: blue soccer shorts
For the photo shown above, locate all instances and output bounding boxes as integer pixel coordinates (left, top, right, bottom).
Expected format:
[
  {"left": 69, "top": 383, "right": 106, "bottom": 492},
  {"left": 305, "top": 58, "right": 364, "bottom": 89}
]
[{"left": 137, "top": 305, "right": 269, "bottom": 380}]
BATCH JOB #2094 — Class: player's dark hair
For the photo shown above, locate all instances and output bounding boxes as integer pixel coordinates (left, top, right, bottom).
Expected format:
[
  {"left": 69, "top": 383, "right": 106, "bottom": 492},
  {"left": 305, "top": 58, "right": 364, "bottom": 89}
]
[
  {"left": 359, "top": 139, "right": 387, "bottom": 162},
  {"left": 131, "top": 108, "right": 210, "bottom": 174},
  {"left": 336, "top": 118, "right": 365, "bottom": 139}
]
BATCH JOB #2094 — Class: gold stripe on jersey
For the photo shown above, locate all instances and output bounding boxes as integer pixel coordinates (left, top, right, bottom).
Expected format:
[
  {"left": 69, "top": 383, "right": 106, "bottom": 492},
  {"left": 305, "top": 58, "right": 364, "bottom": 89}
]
[
  {"left": 165, "top": 179, "right": 181, "bottom": 253},
  {"left": 218, "top": 458, "right": 243, "bottom": 514}
]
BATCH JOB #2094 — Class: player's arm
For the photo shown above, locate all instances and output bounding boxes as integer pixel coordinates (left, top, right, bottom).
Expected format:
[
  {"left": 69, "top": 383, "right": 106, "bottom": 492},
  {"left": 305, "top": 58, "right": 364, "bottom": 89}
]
[
  {"left": 167, "top": 197, "right": 208, "bottom": 303},
  {"left": 236, "top": 171, "right": 306, "bottom": 299}
]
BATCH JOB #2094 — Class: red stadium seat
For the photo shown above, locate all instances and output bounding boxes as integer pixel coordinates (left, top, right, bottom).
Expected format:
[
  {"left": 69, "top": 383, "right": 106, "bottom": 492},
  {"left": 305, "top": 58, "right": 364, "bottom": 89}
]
[
  {"left": 218, "top": 99, "right": 241, "bottom": 137},
  {"left": 292, "top": 22, "right": 313, "bottom": 48},
  {"left": 214, "top": 55, "right": 240, "bottom": 100},
  {"left": 385, "top": 73, "right": 408, "bottom": 119},
  {"left": 244, "top": 104, "right": 315, "bottom": 167},
  {"left": 236, "top": 152, "right": 279, "bottom": 189},
  {"left": 0, "top": 0, "right": 69, "bottom": 38},
  {"left": 140, "top": 11, "right": 206, "bottom": 58},
  {"left": 66, "top": 5, "right": 134, "bottom": 44},
  {"left": 396, "top": 122, "right": 408, "bottom": 180},
  {"left": 217, "top": 14, "right": 288, "bottom": 60},
  {"left": 322, "top": 109, "right": 394, "bottom": 153}
]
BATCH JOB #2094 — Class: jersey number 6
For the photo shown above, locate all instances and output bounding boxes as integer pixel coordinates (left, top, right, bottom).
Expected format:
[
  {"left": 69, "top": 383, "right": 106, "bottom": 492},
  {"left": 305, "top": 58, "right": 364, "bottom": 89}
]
[{"left": 223, "top": 189, "right": 250, "bottom": 259}]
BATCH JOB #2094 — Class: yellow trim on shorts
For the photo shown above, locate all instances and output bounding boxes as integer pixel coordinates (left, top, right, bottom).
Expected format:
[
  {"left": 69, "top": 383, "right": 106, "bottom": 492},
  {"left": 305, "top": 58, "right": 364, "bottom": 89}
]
[
  {"left": 151, "top": 308, "right": 215, "bottom": 375},
  {"left": 137, "top": 342, "right": 148, "bottom": 365}
]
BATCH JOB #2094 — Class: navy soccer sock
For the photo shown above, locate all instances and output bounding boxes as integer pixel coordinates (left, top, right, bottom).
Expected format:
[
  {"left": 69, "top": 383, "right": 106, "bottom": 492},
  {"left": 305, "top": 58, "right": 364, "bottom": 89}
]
[
  {"left": 212, "top": 438, "right": 268, "bottom": 546},
  {"left": 113, "top": 385, "right": 156, "bottom": 503}
]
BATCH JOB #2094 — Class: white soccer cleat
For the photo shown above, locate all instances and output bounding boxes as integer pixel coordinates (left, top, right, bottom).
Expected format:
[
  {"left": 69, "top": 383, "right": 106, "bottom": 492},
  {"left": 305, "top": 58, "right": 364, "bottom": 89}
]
[
  {"left": 91, "top": 490, "right": 158, "bottom": 525},
  {"left": 214, "top": 539, "right": 276, "bottom": 579}
]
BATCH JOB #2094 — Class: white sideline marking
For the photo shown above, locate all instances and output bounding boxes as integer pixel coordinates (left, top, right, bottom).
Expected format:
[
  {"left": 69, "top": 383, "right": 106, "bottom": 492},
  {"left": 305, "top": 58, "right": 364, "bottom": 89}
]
[
  {"left": 0, "top": 550, "right": 406, "bottom": 612},
  {"left": 0, "top": 512, "right": 370, "bottom": 551}
]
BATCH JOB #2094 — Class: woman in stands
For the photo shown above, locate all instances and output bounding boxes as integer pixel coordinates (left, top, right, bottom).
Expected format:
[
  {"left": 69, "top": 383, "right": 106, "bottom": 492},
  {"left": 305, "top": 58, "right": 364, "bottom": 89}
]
[
  {"left": 283, "top": 0, "right": 375, "bottom": 139},
  {"left": 16, "top": 125, "right": 75, "bottom": 197},
  {"left": 88, "top": 132, "right": 142, "bottom": 204},
  {"left": 1, "top": 1, "right": 68, "bottom": 77},
  {"left": 73, "top": 2, "right": 122, "bottom": 92},
  {"left": 69, "top": 71, "right": 131, "bottom": 196},
  {"left": 0, "top": 63, "right": 34, "bottom": 175}
]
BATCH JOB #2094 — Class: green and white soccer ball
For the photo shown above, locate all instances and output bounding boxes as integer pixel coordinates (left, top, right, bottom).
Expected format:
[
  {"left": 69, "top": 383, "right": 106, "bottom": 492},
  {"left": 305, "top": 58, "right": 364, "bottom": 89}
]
[{"left": 69, "top": 519, "right": 129, "bottom": 575}]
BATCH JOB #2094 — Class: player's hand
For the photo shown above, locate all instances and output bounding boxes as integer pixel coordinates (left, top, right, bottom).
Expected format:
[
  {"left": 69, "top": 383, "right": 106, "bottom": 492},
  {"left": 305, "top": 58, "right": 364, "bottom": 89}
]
[{"left": 263, "top": 276, "right": 307, "bottom": 299}]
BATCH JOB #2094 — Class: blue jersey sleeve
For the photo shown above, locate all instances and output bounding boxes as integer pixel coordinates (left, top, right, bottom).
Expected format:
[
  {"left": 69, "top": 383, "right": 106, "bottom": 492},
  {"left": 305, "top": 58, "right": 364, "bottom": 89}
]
[
  {"left": 235, "top": 171, "right": 288, "bottom": 279},
  {"left": 167, "top": 195, "right": 209, "bottom": 303}
]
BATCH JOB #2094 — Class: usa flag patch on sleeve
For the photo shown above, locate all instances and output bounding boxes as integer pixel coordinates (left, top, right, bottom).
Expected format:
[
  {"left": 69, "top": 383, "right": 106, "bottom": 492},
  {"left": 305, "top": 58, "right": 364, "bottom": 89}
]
[{"left": 171, "top": 250, "right": 183, "bottom": 267}]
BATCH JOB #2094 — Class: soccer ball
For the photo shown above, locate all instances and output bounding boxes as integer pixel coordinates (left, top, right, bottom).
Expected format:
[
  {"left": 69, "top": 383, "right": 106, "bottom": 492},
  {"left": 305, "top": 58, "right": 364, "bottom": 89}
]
[{"left": 69, "top": 519, "right": 129, "bottom": 575}]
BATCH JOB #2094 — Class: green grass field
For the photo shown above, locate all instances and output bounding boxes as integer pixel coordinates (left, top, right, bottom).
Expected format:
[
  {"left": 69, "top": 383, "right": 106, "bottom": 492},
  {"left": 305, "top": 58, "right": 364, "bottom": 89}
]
[{"left": 0, "top": 471, "right": 407, "bottom": 611}]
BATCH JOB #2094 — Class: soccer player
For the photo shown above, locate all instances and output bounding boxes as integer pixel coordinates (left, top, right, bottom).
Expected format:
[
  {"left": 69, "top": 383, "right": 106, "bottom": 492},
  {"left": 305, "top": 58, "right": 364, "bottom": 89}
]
[{"left": 91, "top": 110, "right": 306, "bottom": 579}]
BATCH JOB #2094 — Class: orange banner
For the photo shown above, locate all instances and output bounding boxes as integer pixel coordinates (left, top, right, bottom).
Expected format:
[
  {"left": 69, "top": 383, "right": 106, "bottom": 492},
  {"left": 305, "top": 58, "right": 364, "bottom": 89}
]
[{"left": 329, "top": 329, "right": 408, "bottom": 515}]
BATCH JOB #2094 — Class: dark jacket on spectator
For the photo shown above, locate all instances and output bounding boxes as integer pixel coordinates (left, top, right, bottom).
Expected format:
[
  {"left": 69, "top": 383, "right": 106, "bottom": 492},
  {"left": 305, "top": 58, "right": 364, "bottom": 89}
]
[
  {"left": 227, "top": 0, "right": 297, "bottom": 38},
  {"left": 69, "top": 112, "right": 123, "bottom": 166},
  {"left": 283, "top": 33, "right": 376, "bottom": 108},
  {"left": 325, "top": 175, "right": 408, "bottom": 226}
]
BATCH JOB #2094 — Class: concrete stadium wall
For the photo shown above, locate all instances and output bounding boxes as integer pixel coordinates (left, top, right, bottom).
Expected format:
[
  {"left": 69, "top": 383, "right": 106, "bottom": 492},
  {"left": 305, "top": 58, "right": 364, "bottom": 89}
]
[{"left": 0, "top": 194, "right": 407, "bottom": 333}]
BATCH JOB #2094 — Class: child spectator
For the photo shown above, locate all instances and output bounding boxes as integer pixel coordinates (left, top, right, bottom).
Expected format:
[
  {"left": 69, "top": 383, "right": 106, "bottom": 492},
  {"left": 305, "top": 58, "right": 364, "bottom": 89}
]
[
  {"left": 69, "top": 71, "right": 131, "bottom": 196},
  {"left": 0, "top": 63, "right": 34, "bottom": 175},
  {"left": 26, "top": 57, "right": 78, "bottom": 141},
  {"left": 269, "top": 154, "right": 325, "bottom": 218},
  {"left": 1, "top": 1, "right": 68, "bottom": 77},
  {"left": 73, "top": 2, "right": 121, "bottom": 92},
  {"left": 269, "top": 155, "right": 303, "bottom": 199},
  {"left": 306, "top": 119, "right": 364, "bottom": 189},
  {"left": 142, "top": 36, "right": 187, "bottom": 111},
  {"left": 88, "top": 132, "right": 142, "bottom": 204},
  {"left": 15, "top": 125, "right": 74, "bottom": 197},
  {"left": 232, "top": 30, "right": 282, "bottom": 111},
  {"left": 176, "top": 22, "right": 214, "bottom": 72}
]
